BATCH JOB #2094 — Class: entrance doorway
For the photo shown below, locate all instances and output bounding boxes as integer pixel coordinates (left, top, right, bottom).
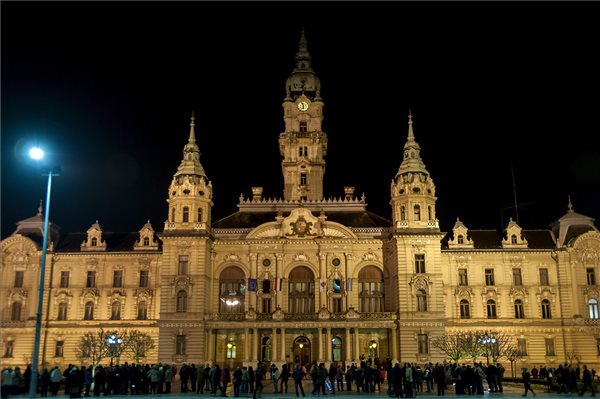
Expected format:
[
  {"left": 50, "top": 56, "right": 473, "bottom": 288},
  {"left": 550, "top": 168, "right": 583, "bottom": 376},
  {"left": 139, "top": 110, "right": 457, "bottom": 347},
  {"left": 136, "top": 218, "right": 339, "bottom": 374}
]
[{"left": 293, "top": 336, "right": 311, "bottom": 368}]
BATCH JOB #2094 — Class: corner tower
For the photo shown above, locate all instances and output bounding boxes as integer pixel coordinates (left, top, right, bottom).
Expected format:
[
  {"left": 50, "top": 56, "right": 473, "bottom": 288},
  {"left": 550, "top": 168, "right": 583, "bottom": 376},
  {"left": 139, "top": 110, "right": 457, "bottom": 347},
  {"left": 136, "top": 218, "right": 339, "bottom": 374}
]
[
  {"left": 279, "top": 30, "right": 328, "bottom": 201},
  {"left": 164, "top": 113, "right": 213, "bottom": 233},
  {"left": 390, "top": 112, "right": 438, "bottom": 230}
]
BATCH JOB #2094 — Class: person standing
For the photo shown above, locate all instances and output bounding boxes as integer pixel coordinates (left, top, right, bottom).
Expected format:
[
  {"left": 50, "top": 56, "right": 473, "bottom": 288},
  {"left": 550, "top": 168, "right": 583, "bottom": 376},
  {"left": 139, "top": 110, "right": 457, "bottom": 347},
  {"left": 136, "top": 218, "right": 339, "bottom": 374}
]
[
  {"left": 521, "top": 368, "right": 536, "bottom": 397},
  {"left": 253, "top": 363, "right": 264, "bottom": 399},
  {"left": 279, "top": 364, "right": 290, "bottom": 394},
  {"left": 579, "top": 365, "right": 595, "bottom": 397},
  {"left": 292, "top": 364, "right": 306, "bottom": 397}
]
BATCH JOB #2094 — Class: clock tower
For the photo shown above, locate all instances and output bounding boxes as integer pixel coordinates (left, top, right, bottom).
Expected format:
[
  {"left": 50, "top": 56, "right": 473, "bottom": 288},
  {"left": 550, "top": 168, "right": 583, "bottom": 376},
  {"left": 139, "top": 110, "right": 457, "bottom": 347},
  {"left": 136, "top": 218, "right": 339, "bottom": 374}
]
[{"left": 279, "top": 30, "right": 328, "bottom": 202}]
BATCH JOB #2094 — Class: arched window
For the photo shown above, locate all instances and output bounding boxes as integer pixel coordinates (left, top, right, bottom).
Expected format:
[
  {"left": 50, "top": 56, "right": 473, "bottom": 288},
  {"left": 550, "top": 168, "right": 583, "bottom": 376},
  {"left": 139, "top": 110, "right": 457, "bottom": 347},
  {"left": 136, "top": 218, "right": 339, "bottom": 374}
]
[
  {"left": 170, "top": 208, "right": 175, "bottom": 222},
  {"left": 486, "top": 299, "right": 497, "bottom": 319},
  {"left": 219, "top": 267, "right": 246, "bottom": 314},
  {"left": 143, "top": 237, "right": 150, "bottom": 246},
  {"left": 514, "top": 299, "right": 525, "bottom": 319},
  {"left": 416, "top": 289, "right": 428, "bottom": 312},
  {"left": 332, "top": 337, "right": 342, "bottom": 362},
  {"left": 84, "top": 301, "right": 94, "bottom": 320},
  {"left": 288, "top": 266, "right": 315, "bottom": 314},
  {"left": 511, "top": 234, "right": 517, "bottom": 244},
  {"left": 226, "top": 341, "right": 237, "bottom": 359},
  {"left": 541, "top": 299, "right": 552, "bottom": 319},
  {"left": 457, "top": 235, "right": 464, "bottom": 244},
  {"left": 428, "top": 206, "right": 432, "bottom": 221},
  {"left": 368, "top": 340, "right": 378, "bottom": 358},
  {"left": 111, "top": 301, "right": 121, "bottom": 320},
  {"left": 460, "top": 299, "right": 470, "bottom": 319},
  {"left": 358, "top": 266, "right": 384, "bottom": 313},
  {"left": 182, "top": 207, "right": 189, "bottom": 223},
  {"left": 176, "top": 290, "right": 187, "bottom": 313},
  {"left": 590, "top": 299, "right": 599, "bottom": 319},
  {"left": 91, "top": 237, "right": 97, "bottom": 246},
  {"left": 400, "top": 206, "right": 406, "bottom": 221},
  {"left": 138, "top": 301, "right": 148, "bottom": 320},
  {"left": 11, "top": 302, "right": 22, "bottom": 321},
  {"left": 414, "top": 205, "right": 421, "bottom": 221},
  {"left": 197, "top": 208, "right": 203, "bottom": 222},
  {"left": 261, "top": 336, "right": 272, "bottom": 362},
  {"left": 57, "top": 302, "right": 68, "bottom": 320}
]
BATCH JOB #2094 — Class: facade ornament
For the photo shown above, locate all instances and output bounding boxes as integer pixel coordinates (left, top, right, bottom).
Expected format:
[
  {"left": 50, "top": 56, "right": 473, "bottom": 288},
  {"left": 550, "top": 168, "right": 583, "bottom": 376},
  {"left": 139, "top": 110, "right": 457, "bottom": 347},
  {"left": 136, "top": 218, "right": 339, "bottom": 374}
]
[
  {"left": 318, "top": 305, "right": 330, "bottom": 320},
  {"left": 225, "top": 253, "right": 241, "bottom": 262},
  {"left": 293, "top": 253, "right": 309, "bottom": 262}
]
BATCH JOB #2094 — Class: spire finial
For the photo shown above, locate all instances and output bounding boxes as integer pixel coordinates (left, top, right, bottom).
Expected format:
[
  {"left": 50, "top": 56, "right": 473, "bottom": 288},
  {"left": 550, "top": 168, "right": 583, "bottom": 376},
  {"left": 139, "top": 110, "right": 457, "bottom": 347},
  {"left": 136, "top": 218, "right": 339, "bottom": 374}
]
[
  {"left": 407, "top": 110, "right": 415, "bottom": 140},
  {"left": 189, "top": 111, "right": 196, "bottom": 143},
  {"left": 37, "top": 200, "right": 43, "bottom": 216},
  {"left": 568, "top": 195, "right": 573, "bottom": 212}
]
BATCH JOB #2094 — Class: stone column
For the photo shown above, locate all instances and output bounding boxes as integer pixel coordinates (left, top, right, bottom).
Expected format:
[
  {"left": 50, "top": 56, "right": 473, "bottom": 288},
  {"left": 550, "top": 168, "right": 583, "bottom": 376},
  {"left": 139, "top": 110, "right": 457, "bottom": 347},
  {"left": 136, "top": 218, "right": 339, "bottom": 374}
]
[
  {"left": 344, "top": 253, "right": 353, "bottom": 310},
  {"left": 318, "top": 253, "right": 327, "bottom": 309},
  {"left": 345, "top": 328, "right": 351, "bottom": 365},
  {"left": 326, "top": 328, "right": 332, "bottom": 363},
  {"left": 391, "top": 325, "right": 399, "bottom": 364},
  {"left": 244, "top": 328, "right": 250, "bottom": 362},
  {"left": 276, "top": 254, "right": 284, "bottom": 307},
  {"left": 207, "top": 329, "right": 215, "bottom": 363},
  {"left": 280, "top": 327, "right": 286, "bottom": 363},
  {"left": 318, "top": 328, "right": 324, "bottom": 362},
  {"left": 354, "top": 328, "right": 360, "bottom": 363},
  {"left": 249, "top": 253, "right": 258, "bottom": 311},
  {"left": 253, "top": 328, "right": 259, "bottom": 362},
  {"left": 272, "top": 328, "right": 277, "bottom": 363}
]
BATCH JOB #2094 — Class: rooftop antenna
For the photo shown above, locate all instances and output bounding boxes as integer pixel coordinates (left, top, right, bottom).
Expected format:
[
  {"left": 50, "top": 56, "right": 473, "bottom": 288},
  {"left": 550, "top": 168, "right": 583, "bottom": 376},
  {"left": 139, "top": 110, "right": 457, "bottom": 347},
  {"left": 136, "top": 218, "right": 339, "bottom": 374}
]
[{"left": 511, "top": 160, "right": 519, "bottom": 224}]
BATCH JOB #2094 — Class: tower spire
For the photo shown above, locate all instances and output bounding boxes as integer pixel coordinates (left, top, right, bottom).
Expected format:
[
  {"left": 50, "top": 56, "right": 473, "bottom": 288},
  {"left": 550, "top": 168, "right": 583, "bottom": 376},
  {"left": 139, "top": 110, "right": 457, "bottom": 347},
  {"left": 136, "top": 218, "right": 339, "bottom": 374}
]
[
  {"left": 396, "top": 111, "right": 429, "bottom": 177},
  {"left": 174, "top": 112, "right": 206, "bottom": 178},
  {"left": 407, "top": 108, "right": 415, "bottom": 140}
]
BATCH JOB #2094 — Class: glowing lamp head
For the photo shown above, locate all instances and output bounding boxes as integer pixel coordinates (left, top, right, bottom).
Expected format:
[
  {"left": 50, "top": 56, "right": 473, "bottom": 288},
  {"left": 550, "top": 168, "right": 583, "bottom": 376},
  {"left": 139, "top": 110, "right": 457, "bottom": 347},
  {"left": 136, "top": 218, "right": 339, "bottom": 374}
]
[{"left": 29, "top": 147, "right": 44, "bottom": 160}]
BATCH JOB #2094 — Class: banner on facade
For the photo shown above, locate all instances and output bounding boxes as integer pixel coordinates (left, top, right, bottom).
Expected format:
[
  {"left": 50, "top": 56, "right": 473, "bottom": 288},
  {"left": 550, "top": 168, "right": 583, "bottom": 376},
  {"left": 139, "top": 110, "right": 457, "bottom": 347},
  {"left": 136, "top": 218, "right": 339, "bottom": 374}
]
[{"left": 248, "top": 278, "right": 257, "bottom": 292}]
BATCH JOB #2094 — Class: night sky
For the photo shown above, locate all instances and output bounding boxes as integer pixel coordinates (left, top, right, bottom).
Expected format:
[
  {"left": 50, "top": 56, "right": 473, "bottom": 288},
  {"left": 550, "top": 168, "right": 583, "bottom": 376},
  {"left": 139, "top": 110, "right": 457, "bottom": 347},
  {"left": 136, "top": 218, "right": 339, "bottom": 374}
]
[{"left": 2, "top": 2, "right": 600, "bottom": 240}]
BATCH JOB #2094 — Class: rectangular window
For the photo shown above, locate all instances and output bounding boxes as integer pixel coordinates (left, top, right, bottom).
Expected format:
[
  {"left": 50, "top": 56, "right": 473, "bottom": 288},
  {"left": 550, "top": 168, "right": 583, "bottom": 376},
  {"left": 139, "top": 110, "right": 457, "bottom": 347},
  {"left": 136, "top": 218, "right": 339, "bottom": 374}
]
[
  {"left": 262, "top": 298, "right": 271, "bottom": 314},
  {"left": 60, "top": 271, "right": 70, "bottom": 288},
  {"left": 587, "top": 268, "right": 596, "bottom": 285},
  {"left": 86, "top": 271, "right": 96, "bottom": 288},
  {"left": 513, "top": 268, "right": 522, "bottom": 286},
  {"left": 139, "top": 270, "right": 149, "bottom": 288},
  {"left": 55, "top": 340, "right": 64, "bottom": 357},
  {"left": 3, "top": 341, "right": 14, "bottom": 358},
  {"left": 176, "top": 335, "right": 186, "bottom": 355},
  {"left": 485, "top": 269, "right": 495, "bottom": 286},
  {"left": 14, "top": 271, "right": 24, "bottom": 288},
  {"left": 517, "top": 338, "right": 527, "bottom": 356},
  {"left": 545, "top": 338, "right": 555, "bottom": 356},
  {"left": 226, "top": 343, "right": 237, "bottom": 359},
  {"left": 458, "top": 269, "right": 468, "bottom": 286},
  {"left": 539, "top": 268, "right": 549, "bottom": 286},
  {"left": 333, "top": 298, "right": 343, "bottom": 313},
  {"left": 417, "top": 334, "right": 429, "bottom": 354},
  {"left": 178, "top": 255, "right": 188, "bottom": 275},
  {"left": 300, "top": 173, "right": 307, "bottom": 185},
  {"left": 113, "top": 270, "right": 123, "bottom": 288},
  {"left": 415, "top": 254, "right": 426, "bottom": 274}
]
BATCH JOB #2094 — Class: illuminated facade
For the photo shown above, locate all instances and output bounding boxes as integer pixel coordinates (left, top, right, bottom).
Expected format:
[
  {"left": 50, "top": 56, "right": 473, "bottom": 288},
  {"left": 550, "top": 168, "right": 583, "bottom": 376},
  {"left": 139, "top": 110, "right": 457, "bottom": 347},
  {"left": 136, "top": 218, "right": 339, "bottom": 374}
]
[{"left": 2, "top": 32, "right": 600, "bottom": 371}]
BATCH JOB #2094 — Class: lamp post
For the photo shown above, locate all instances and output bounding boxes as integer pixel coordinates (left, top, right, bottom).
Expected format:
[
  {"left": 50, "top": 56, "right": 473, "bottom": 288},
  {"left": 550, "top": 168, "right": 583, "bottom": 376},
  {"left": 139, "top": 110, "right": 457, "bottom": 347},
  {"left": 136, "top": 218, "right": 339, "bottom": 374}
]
[
  {"left": 106, "top": 333, "right": 124, "bottom": 366},
  {"left": 29, "top": 147, "right": 60, "bottom": 398},
  {"left": 479, "top": 333, "right": 497, "bottom": 365}
]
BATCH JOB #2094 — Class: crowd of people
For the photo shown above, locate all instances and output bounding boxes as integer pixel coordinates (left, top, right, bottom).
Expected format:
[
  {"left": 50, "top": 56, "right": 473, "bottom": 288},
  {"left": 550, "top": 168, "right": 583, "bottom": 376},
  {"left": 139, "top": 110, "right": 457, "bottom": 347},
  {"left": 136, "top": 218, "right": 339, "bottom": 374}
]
[{"left": 2, "top": 359, "right": 599, "bottom": 398}]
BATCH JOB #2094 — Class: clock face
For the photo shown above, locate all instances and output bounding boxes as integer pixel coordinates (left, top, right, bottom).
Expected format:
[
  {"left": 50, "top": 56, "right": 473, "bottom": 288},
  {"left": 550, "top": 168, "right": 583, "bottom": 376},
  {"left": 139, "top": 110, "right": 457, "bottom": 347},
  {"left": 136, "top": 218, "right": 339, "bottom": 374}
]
[{"left": 297, "top": 101, "right": 309, "bottom": 112}]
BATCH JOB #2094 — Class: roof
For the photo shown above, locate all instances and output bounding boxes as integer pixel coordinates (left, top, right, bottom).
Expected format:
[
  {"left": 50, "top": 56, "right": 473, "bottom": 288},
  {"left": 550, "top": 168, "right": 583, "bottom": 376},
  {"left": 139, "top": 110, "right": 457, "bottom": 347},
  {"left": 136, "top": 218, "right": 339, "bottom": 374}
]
[
  {"left": 213, "top": 210, "right": 392, "bottom": 229},
  {"left": 54, "top": 232, "right": 162, "bottom": 252},
  {"left": 442, "top": 229, "right": 556, "bottom": 250}
]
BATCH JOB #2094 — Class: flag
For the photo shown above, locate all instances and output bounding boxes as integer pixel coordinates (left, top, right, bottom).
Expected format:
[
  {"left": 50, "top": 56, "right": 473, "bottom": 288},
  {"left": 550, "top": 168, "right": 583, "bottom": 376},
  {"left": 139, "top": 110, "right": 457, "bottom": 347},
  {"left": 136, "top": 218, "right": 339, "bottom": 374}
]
[
  {"left": 275, "top": 277, "right": 283, "bottom": 291},
  {"left": 248, "top": 278, "right": 257, "bottom": 292},
  {"left": 347, "top": 278, "right": 353, "bottom": 291}
]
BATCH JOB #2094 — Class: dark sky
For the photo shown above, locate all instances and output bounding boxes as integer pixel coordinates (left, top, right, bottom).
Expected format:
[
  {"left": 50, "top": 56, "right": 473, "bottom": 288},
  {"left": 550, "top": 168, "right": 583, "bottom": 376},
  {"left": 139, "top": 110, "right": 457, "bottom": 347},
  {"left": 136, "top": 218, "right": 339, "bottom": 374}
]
[{"left": 2, "top": 1, "right": 600, "bottom": 240}]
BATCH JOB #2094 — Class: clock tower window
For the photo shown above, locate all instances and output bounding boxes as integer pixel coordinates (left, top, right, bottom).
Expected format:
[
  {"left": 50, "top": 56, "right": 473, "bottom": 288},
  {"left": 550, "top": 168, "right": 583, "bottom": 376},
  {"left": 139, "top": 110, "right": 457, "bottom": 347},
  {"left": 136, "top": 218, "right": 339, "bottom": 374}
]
[
  {"left": 414, "top": 205, "right": 421, "bottom": 221},
  {"left": 197, "top": 208, "right": 203, "bottom": 222},
  {"left": 300, "top": 121, "right": 307, "bottom": 133},
  {"left": 182, "top": 207, "right": 189, "bottom": 223},
  {"left": 300, "top": 173, "right": 308, "bottom": 185}
]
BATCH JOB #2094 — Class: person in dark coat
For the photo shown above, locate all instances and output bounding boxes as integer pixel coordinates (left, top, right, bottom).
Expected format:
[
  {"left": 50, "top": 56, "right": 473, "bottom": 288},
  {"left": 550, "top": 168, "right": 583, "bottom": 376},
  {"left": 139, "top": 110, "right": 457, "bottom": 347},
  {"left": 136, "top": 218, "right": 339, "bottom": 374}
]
[
  {"left": 433, "top": 363, "right": 447, "bottom": 397},
  {"left": 40, "top": 368, "right": 51, "bottom": 397},
  {"left": 521, "top": 368, "right": 536, "bottom": 397},
  {"left": 579, "top": 364, "right": 595, "bottom": 397},
  {"left": 292, "top": 364, "right": 305, "bottom": 397},
  {"left": 67, "top": 367, "right": 81, "bottom": 398}
]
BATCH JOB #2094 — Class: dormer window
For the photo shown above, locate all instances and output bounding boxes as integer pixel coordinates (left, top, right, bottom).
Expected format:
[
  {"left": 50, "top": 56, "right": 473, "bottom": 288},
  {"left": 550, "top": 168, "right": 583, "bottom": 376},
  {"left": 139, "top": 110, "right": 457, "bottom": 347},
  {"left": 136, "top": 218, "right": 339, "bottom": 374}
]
[
  {"left": 414, "top": 205, "right": 421, "bottom": 221},
  {"left": 182, "top": 207, "right": 189, "bottom": 223},
  {"left": 457, "top": 235, "right": 464, "bottom": 244},
  {"left": 143, "top": 237, "right": 150, "bottom": 246},
  {"left": 299, "top": 122, "right": 307, "bottom": 133},
  {"left": 511, "top": 234, "right": 517, "bottom": 244},
  {"left": 91, "top": 237, "right": 97, "bottom": 247}
]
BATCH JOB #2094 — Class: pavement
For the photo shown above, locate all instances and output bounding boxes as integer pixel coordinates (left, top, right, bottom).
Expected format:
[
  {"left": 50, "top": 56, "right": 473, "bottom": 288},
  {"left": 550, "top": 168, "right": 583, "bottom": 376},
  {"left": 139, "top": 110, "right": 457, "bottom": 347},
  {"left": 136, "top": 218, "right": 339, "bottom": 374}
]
[{"left": 6, "top": 382, "right": 596, "bottom": 399}]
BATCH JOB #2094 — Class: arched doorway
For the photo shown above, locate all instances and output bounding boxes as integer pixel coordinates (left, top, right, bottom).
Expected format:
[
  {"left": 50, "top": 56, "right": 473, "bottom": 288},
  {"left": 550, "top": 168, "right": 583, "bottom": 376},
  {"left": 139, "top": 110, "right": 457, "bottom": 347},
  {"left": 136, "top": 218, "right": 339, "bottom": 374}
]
[{"left": 293, "top": 336, "right": 311, "bottom": 368}]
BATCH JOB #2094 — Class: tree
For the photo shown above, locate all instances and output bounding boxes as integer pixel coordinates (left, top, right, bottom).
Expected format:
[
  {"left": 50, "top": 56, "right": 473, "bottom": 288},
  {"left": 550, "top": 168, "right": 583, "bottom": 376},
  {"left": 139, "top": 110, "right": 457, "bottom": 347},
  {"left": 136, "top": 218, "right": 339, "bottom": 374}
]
[
  {"left": 123, "top": 329, "right": 155, "bottom": 364},
  {"left": 431, "top": 332, "right": 470, "bottom": 364},
  {"left": 75, "top": 328, "right": 112, "bottom": 368},
  {"left": 504, "top": 345, "right": 522, "bottom": 377}
]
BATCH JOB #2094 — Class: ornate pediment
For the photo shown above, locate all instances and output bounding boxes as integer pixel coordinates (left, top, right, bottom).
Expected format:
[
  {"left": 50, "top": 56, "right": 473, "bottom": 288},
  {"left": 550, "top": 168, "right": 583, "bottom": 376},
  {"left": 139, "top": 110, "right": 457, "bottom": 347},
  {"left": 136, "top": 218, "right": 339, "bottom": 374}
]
[
  {"left": 509, "top": 286, "right": 529, "bottom": 300},
  {"left": 409, "top": 274, "right": 431, "bottom": 295}
]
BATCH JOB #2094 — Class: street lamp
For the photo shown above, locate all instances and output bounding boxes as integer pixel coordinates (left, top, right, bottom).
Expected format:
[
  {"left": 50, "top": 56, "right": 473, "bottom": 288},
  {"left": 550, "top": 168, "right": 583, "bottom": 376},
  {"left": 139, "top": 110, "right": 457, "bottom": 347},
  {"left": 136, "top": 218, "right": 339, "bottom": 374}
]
[
  {"left": 106, "top": 333, "right": 124, "bottom": 366},
  {"left": 28, "top": 147, "right": 60, "bottom": 398},
  {"left": 478, "top": 334, "right": 497, "bottom": 365}
]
